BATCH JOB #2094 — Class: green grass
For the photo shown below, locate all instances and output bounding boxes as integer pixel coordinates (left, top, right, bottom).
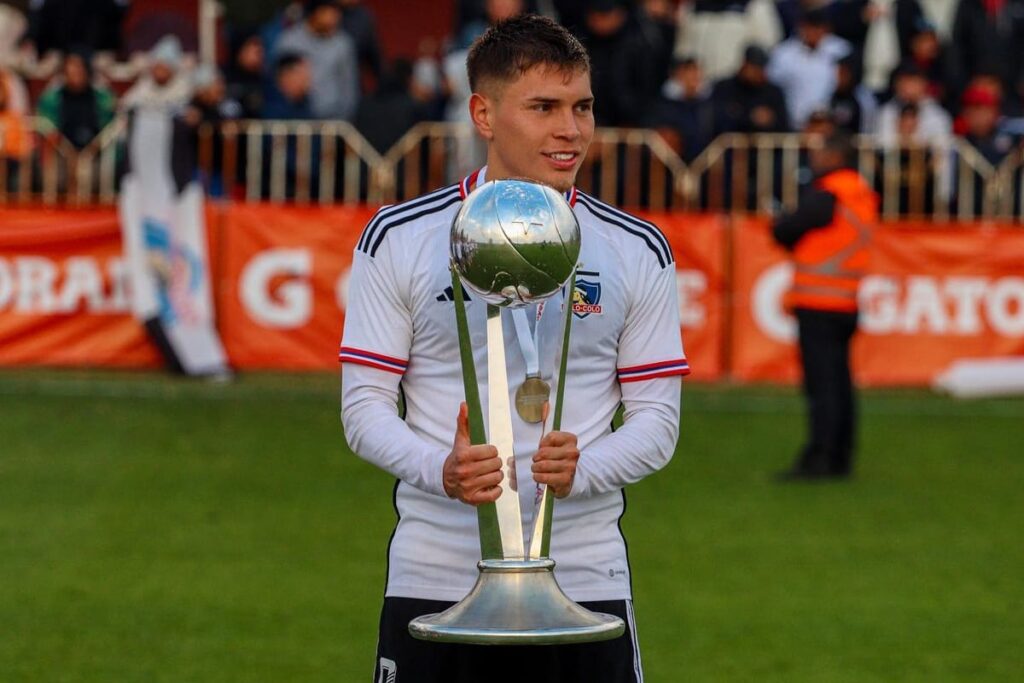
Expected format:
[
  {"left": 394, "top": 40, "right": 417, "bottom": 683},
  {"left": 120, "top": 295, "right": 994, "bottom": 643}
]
[{"left": 0, "top": 371, "right": 1021, "bottom": 682}]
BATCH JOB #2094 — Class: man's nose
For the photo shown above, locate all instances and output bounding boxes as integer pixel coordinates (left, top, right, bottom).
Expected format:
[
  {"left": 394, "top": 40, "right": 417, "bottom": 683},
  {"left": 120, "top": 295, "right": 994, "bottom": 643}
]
[{"left": 554, "top": 110, "right": 581, "bottom": 140}]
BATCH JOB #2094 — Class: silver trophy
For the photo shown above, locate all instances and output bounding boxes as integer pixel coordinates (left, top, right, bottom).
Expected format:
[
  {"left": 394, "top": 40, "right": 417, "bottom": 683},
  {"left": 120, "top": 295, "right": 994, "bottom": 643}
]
[{"left": 408, "top": 180, "right": 625, "bottom": 644}]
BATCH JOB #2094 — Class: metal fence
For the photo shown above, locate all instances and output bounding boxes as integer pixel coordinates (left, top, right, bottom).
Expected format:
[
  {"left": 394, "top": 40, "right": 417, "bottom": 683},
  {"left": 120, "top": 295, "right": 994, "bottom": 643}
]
[{"left": 3, "top": 118, "right": 1023, "bottom": 222}]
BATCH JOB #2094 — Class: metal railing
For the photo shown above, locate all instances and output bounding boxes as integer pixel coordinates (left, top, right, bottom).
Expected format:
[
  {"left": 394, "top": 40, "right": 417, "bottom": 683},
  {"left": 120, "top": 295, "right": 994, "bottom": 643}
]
[{"left": 3, "top": 118, "right": 1024, "bottom": 222}]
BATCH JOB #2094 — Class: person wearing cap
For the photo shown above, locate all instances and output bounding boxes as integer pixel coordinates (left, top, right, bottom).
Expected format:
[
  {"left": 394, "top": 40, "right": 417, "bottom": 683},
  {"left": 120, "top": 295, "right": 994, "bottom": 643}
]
[
  {"left": 830, "top": 52, "right": 878, "bottom": 134},
  {"left": 711, "top": 44, "right": 791, "bottom": 135},
  {"left": 274, "top": 0, "right": 359, "bottom": 121},
  {"left": 959, "top": 85, "right": 1019, "bottom": 165},
  {"left": 873, "top": 60, "right": 951, "bottom": 146},
  {"left": 121, "top": 35, "right": 194, "bottom": 112},
  {"left": 36, "top": 46, "right": 117, "bottom": 149},
  {"left": 772, "top": 132, "right": 878, "bottom": 480},
  {"left": 767, "top": 8, "right": 851, "bottom": 128}
]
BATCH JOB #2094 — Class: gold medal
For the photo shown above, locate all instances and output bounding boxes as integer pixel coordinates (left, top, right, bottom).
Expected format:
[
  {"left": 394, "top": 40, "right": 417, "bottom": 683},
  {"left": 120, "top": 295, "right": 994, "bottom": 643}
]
[{"left": 515, "top": 376, "right": 551, "bottom": 423}]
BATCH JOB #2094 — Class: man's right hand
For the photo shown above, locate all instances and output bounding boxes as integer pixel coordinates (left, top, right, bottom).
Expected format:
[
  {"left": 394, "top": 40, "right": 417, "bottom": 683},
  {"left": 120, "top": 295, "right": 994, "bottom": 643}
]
[{"left": 443, "top": 403, "right": 503, "bottom": 505}]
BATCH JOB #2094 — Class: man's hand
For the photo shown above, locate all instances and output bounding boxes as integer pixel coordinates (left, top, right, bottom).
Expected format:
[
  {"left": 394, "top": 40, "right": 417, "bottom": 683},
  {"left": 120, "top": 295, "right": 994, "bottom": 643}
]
[
  {"left": 443, "top": 403, "right": 503, "bottom": 505},
  {"left": 532, "top": 431, "right": 580, "bottom": 498}
]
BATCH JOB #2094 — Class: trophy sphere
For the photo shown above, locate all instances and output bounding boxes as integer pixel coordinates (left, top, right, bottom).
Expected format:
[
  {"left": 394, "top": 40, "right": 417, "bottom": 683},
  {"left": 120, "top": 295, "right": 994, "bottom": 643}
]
[{"left": 450, "top": 179, "right": 581, "bottom": 308}]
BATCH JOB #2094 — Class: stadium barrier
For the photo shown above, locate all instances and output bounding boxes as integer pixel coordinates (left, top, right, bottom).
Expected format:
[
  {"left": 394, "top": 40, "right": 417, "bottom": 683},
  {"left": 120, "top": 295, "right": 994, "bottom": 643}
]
[
  {"left": 3, "top": 203, "right": 1024, "bottom": 385},
  {"left": 5, "top": 118, "right": 1024, "bottom": 221}
]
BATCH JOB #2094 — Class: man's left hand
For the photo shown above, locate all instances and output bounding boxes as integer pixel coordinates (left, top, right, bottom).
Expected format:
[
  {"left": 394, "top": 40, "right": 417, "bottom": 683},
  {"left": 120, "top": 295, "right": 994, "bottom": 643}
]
[{"left": 532, "top": 431, "right": 580, "bottom": 498}]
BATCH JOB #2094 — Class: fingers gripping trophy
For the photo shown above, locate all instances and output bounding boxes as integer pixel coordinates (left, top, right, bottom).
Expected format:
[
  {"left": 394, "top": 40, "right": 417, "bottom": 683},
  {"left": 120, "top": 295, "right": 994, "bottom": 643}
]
[{"left": 407, "top": 179, "right": 625, "bottom": 644}]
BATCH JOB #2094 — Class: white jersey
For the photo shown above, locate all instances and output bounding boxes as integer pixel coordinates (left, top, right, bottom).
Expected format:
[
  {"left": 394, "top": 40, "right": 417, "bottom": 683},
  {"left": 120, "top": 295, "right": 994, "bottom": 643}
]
[{"left": 340, "top": 168, "right": 689, "bottom": 602}]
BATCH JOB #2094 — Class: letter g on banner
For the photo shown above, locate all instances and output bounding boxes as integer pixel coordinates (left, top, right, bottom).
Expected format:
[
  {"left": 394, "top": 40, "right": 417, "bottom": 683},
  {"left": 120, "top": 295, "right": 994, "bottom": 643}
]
[
  {"left": 240, "top": 248, "right": 312, "bottom": 328},
  {"left": 753, "top": 262, "right": 796, "bottom": 342}
]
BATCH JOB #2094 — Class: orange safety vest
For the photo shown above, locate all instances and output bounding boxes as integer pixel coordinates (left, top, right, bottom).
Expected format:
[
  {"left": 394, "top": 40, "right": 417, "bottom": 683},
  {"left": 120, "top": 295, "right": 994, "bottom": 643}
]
[{"left": 786, "top": 168, "right": 878, "bottom": 314}]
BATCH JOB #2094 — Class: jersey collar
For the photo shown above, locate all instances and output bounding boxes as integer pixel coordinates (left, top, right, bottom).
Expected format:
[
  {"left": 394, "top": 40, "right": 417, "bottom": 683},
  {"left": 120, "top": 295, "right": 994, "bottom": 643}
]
[{"left": 459, "top": 166, "right": 578, "bottom": 208}]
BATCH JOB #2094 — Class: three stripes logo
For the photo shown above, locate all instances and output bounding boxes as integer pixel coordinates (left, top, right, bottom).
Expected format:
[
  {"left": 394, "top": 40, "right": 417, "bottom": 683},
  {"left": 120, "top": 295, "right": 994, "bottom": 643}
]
[
  {"left": 377, "top": 657, "right": 397, "bottom": 683},
  {"left": 436, "top": 284, "right": 473, "bottom": 302}
]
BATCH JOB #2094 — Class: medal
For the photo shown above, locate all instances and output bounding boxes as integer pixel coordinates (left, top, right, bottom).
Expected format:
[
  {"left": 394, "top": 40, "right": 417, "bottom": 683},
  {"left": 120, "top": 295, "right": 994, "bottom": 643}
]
[
  {"left": 515, "top": 375, "right": 551, "bottom": 423},
  {"left": 511, "top": 305, "right": 552, "bottom": 423}
]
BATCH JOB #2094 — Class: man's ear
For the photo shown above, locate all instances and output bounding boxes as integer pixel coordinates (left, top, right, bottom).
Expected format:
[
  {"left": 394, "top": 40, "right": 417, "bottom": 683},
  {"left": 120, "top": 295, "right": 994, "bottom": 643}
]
[{"left": 469, "top": 92, "right": 495, "bottom": 141}]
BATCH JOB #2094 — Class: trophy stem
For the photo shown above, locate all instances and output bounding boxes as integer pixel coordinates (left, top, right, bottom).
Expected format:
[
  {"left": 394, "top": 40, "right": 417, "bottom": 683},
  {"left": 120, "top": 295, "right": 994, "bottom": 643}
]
[
  {"left": 528, "top": 271, "right": 576, "bottom": 560},
  {"left": 451, "top": 268, "right": 503, "bottom": 559}
]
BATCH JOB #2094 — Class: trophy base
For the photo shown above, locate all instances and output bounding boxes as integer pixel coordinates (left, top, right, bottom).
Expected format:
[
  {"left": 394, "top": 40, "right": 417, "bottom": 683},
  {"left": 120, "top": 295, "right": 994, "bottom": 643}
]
[{"left": 408, "top": 558, "right": 626, "bottom": 645}]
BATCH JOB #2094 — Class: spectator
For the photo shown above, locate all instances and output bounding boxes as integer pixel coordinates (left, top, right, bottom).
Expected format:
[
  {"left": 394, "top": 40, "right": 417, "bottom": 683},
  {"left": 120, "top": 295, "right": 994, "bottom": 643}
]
[
  {"left": 674, "top": 0, "right": 783, "bottom": 82},
  {"left": 959, "top": 85, "right": 1020, "bottom": 165},
  {"left": 25, "top": 0, "right": 127, "bottom": 58},
  {"left": 711, "top": 44, "right": 791, "bottom": 135},
  {"left": 183, "top": 65, "right": 242, "bottom": 196},
  {"left": 831, "top": 52, "right": 878, "bottom": 134},
  {"left": 874, "top": 61, "right": 951, "bottom": 144},
  {"left": 260, "top": 1, "right": 305, "bottom": 58},
  {"left": 37, "top": 47, "right": 117, "bottom": 150},
  {"left": 226, "top": 29, "right": 266, "bottom": 119},
  {"left": 897, "top": 101, "right": 921, "bottom": 139},
  {"left": 768, "top": 8, "right": 851, "bottom": 129},
  {"left": 647, "top": 55, "right": 714, "bottom": 161},
  {"left": 949, "top": 0, "right": 1024, "bottom": 104},
  {"left": 906, "top": 19, "right": 961, "bottom": 110},
  {"left": 274, "top": 0, "right": 359, "bottom": 121},
  {"left": 121, "top": 36, "right": 193, "bottom": 113},
  {"left": 264, "top": 53, "right": 314, "bottom": 120},
  {"left": 355, "top": 59, "right": 423, "bottom": 154},
  {"left": 580, "top": 0, "right": 668, "bottom": 126},
  {"left": 338, "top": 0, "right": 384, "bottom": 86}
]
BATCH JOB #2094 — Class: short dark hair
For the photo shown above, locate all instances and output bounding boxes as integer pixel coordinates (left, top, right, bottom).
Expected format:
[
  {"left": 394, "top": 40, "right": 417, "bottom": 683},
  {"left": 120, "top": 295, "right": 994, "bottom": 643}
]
[
  {"left": 821, "top": 131, "right": 856, "bottom": 166},
  {"left": 466, "top": 14, "right": 590, "bottom": 93},
  {"left": 275, "top": 52, "right": 306, "bottom": 75}
]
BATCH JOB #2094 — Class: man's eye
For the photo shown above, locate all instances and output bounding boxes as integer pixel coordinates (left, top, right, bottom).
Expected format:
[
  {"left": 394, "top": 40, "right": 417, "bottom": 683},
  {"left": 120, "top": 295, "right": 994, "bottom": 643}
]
[
  {"left": 576, "top": 103, "right": 592, "bottom": 113},
  {"left": 532, "top": 103, "right": 551, "bottom": 112}
]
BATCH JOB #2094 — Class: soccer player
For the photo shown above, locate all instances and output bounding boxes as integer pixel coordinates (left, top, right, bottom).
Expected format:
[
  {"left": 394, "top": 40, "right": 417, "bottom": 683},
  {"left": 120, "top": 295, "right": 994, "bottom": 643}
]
[{"left": 340, "top": 15, "right": 688, "bottom": 683}]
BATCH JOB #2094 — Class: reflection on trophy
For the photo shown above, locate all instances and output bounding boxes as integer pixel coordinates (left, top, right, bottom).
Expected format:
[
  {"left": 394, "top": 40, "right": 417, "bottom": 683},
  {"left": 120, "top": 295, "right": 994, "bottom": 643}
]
[{"left": 408, "top": 179, "right": 626, "bottom": 645}]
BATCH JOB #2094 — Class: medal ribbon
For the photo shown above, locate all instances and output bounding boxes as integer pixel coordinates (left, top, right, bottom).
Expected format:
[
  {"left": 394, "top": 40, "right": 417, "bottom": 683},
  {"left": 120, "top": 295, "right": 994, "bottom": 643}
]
[{"left": 511, "top": 305, "right": 543, "bottom": 378}]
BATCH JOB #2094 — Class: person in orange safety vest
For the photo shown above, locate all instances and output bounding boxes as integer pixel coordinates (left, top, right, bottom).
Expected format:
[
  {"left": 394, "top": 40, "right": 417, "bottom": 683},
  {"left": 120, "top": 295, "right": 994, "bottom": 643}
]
[{"left": 772, "top": 132, "right": 877, "bottom": 480}]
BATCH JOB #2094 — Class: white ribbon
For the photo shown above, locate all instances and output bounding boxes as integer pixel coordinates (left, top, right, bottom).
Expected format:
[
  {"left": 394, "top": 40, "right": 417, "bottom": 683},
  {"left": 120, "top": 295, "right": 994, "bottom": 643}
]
[{"left": 511, "top": 304, "right": 544, "bottom": 378}]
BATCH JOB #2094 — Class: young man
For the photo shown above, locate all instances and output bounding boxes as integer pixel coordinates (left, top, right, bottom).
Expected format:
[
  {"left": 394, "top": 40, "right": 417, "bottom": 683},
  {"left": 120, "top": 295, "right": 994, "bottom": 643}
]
[{"left": 340, "top": 15, "right": 688, "bottom": 683}]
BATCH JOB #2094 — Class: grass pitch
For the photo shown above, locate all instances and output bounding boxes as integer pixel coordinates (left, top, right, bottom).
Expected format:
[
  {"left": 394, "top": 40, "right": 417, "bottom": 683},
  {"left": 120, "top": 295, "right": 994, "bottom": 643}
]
[{"left": 0, "top": 371, "right": 1020, "bottom": 682}]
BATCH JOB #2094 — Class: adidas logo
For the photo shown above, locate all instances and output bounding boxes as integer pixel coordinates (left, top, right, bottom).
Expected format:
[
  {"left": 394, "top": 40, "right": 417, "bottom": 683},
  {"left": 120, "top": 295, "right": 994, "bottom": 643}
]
[{"left": 436, "top": 285, "right": 473, "bottom": 302}]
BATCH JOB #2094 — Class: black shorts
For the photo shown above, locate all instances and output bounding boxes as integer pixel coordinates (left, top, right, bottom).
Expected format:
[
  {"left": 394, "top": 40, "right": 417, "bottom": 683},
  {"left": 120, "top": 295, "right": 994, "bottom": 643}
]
[{"left": 373, "top": 597, "right": 643, "bottom": 683}]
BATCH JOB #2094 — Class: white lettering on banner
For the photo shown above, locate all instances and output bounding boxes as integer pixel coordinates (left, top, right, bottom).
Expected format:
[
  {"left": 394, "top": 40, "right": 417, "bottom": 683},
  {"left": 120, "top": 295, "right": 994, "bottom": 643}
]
[
  {"left": 240, "top": 249, "right": 312, "bottom": 328},
  {"left": 986, "top": 277, "right": 1024, "bottom": 336},
  {"left": 15, "top": 256, "right": 58, "bottom": 313},
  {"left": 57, "top": 257, "right": 105, "bottom": 312},
  {"left": 752, "top": 265, "right": 1024, "bottom": 339},
  {"left": 677, "top": 270, "right": 707, "bottom": 328},
  {"left": 752, "top": 263, "right": 797, "bottom": 342},
  {"left": 0, "top": 256, "right": 131, "bottom": 314},
  {"left": 335, "top": 267, "right": 351, "bottom": 312}
]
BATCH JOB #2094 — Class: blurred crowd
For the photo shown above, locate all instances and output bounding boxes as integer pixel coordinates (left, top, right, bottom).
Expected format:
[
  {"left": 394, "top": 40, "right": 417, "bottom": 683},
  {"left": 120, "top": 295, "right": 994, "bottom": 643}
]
[{"left": 1, "top": 0, "right": 1023, "bottom": 188}]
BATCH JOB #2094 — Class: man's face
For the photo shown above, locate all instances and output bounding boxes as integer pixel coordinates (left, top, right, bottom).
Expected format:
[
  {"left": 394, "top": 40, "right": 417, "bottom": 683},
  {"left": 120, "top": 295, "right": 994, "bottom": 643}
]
[
  {"left": 474, "top": 65, "right": 595, "bottom": 192},
  {"left": 799, "top": 23, "right": 828, "bottom": 49},
  {"left": 895, "top": 74, "right": 927, "bottom": 103},
  {"left": 308, "top": 6, "right": 341, "bottom": 36},
  {"left": 739, "top": 62, "right": 765, "bottom": 86},
  {"left": 964, "top": 105, "right": 999, "bottom": 137},
  {"left": 279, "top": 61, "right": 312, "bottom": 102},
  {"left": 64, "top": 55, "right": 89, "bottom": 91},
  {"left": 151, "top": 63, "right": 175, "bottom": 86}
]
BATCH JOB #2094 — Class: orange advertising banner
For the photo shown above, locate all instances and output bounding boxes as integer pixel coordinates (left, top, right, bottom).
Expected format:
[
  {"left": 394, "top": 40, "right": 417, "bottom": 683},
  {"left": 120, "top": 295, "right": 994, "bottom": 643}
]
[
  {"left": 0, "top": 208, "right": 160, "bottom": 368},
  {"left": 4, "top": 204, "right": 1021, "bottom": 386},
  {"left": 640, "top": 212, "right": 726, "bottom": 381},
  {"left": 215, "top": 204, "right": 375, "bottom": 370},
  {"left": 213, "top": 207, "right": 726, "bottom": 377},
  {"left": 730, "top": 217, "right": 1024, "bottom": 385}
]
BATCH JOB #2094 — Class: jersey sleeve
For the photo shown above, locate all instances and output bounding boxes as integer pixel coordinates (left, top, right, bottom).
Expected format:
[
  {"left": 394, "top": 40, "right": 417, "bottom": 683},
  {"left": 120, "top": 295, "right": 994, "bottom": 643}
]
[
  {"left": 568, "top": 254, "right": 686, "bottom": 499},
  {"left": 340, "top": 237, "right": 448, "bottom": 497}
]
